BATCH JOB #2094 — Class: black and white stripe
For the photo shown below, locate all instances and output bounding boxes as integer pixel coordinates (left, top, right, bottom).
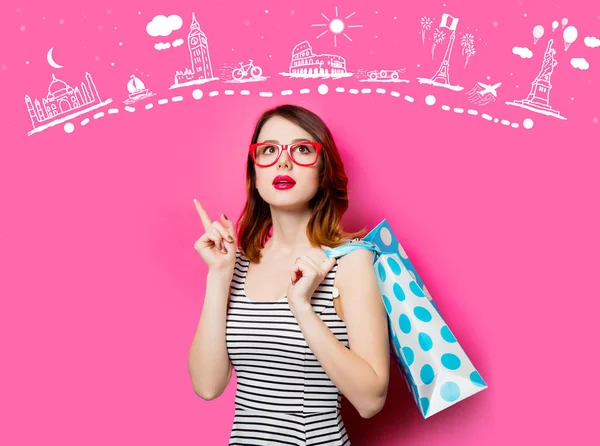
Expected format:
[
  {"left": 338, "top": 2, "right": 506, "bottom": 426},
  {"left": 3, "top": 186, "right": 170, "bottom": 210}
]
[{"left": 226, "top": 248, "right": 351, "bottom": 445}]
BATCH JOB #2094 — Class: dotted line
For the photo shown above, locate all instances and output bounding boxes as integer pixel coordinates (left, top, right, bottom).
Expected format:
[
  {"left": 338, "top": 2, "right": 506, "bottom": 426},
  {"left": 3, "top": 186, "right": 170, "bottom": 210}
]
[{"left": 64, "top": 83, "right": 532, "bottom": 133}]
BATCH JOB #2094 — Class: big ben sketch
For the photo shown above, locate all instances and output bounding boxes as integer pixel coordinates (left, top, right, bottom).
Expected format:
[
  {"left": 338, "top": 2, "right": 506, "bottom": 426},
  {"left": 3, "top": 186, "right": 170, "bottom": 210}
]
[{"left": 170, "top": 12, "right": 219, "bottom": 89}]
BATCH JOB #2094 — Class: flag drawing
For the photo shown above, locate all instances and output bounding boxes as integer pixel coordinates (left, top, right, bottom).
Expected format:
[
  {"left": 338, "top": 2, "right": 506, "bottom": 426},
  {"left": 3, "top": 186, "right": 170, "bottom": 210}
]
[{"left": 440, "top": 13, "right": 459, "bottom": 31}]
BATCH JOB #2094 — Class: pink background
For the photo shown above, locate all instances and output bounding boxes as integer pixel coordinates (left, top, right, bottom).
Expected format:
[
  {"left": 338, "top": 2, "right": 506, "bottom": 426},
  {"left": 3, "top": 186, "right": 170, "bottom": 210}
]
[{"left": 1, "top": 0, "right": 598, "bottom": 444}]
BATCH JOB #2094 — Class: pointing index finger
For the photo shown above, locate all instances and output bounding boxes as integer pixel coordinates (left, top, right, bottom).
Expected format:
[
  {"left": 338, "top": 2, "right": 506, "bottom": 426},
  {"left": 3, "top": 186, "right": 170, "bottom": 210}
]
[{"left": 194, "top": 199, "right": 213, "bottom": 231}]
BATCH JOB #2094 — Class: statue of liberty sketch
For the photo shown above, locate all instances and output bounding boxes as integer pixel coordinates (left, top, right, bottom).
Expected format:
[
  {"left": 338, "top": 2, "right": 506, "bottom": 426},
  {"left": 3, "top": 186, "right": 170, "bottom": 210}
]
[
  {"left": 506, "top": 38, "right": 565, "bottom": 120},
  {"left": 417, "top": 13, "right": 464, "bottom": 91}
]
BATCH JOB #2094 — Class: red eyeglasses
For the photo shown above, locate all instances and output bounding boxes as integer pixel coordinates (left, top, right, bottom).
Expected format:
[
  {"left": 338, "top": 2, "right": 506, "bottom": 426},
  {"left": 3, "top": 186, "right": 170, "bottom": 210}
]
[{"left": 249, "top": 142, "right": 322, "bottom": 167}]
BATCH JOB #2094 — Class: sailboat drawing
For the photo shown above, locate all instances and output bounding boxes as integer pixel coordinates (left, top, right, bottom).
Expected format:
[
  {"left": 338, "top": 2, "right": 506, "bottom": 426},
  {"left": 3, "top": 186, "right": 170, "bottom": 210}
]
[{"left": 123, "top": 74, "right": 156, "bottom": 105}]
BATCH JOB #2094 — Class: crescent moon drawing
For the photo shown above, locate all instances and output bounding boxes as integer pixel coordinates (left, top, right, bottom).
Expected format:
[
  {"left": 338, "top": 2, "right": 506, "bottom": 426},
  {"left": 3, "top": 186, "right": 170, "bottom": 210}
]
[{"left": 47, "top": 48, "right": 63, "bottom": 69}]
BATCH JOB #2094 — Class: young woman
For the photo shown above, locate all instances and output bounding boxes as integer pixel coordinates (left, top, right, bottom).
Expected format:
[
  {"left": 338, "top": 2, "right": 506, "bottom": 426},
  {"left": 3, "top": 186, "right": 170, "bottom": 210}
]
[{"left": 188, "top": 104, "right": 390, "bottom": 445}]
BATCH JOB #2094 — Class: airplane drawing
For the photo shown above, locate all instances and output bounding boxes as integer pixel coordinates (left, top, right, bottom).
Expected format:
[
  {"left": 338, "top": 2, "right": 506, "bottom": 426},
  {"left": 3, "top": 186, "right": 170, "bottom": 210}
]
[{"left": 477, "top": 82, "right": 501, "bottom": 97}]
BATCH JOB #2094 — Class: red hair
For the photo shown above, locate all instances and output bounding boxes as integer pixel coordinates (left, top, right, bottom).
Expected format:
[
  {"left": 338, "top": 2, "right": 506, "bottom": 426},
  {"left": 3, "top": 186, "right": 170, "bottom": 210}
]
[{"left": 236, "top": 104, "right": 366, "bottom": 263}]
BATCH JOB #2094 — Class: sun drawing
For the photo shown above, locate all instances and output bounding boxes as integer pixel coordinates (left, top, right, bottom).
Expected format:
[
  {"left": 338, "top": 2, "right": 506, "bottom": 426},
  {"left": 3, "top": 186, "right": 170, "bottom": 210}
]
[{"left": 312, "top": 7, "right": 363, "bottom": 47}]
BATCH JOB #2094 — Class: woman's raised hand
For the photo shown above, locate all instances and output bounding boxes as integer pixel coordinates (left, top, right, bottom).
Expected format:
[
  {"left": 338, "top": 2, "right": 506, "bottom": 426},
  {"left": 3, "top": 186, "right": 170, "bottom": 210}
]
[{"left": 193, "top": 199, "right": 237, "bottom": 273}]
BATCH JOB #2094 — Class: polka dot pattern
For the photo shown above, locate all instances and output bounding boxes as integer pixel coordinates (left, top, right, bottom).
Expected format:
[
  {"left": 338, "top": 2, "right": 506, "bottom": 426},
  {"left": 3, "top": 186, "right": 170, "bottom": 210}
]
[
  {"left": 414, "top": 306, "right": 432, "bottom": 322},
  {"left": 387, "top": 257, "right": 401, "bottom": 275},
  {"left": 399, "top": 313, "right": 411, "bottom": 334},
  {"left": 393, "top": 282, "right": 405, "bottom": 301},
  {"left": 418, "top": 332, "right": 433, "bottom": 351},
  {"left": 402, "top": 346, "right": 414, "bottom": 366},
  {"left": 420, "top": 364, "right": 435, "bottom": 385},
  {"left": 322, "top": 218, "right": 488, "bottom": 419}
]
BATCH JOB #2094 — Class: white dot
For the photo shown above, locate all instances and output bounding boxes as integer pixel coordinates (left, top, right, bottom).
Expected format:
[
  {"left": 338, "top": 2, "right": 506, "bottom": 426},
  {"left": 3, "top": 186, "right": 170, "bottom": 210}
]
[
  {"left": 398, "top": 242, "right": 408, "bottom": 259},
  {"left": 375, "top": 10, "right": 378, "bottom": 14},
  {"left": 119, "top": 42, "right": 123, "bottom": 46},
  {"left": 394, "top": 17, "right": 397, "bottom": 19},
  {"left": 493, "top": 21, "right": 499, "bottom": 27},
  {"left": 494, "top": 118, "right": 499, "bottom": 123},
  {"left": 417, "top": 63, "right": 420, "bottom": 67},
  {"left": 25, "top": 61, "right": 29, "bottom": 64},
  {"left": 64, "top": 122, "right": 75, "bottom": 133},
  {"left": 425, "top": 95, "right": 436, "bottom": 106},
  {"left": 571, "top": 97, "right": 574, "bottom": 100},
  {"left": 268, "top": 54, "right": 272, "bottom": 58},
  {"left": 138, "top": 11, "right": 141, "bottom": 15},
  {"left": 20, "top": 25, "right": 25, "bottom": 31},
  {"left": 523, "top": 118, "right": 534, "bottom": 129},
  {"left": 487, "top": 75, "right": 490, "bottom": 80},
  {"left": 379, "top": 227, "right": 392, "bottom": 246},
  {"left": 524, "top": 13, "right": 527, "bottom": 17},
  {"left": 261, "top": 36, "right": 264, "bottom": 39},
  {"left": 593, "top": 117, "right": 598, "bottom": 124},
  {"left": 265, "top": 9, "right": 268, "bottom": 13},
  {"left": 192, "top": 89, "right": 203, "bottom": 100},
  {"left": 111, "top": 62, "right": 115, "bottom": 66},
  {"left": 318, "top": 84, "right": 328, "bottom": 95}
]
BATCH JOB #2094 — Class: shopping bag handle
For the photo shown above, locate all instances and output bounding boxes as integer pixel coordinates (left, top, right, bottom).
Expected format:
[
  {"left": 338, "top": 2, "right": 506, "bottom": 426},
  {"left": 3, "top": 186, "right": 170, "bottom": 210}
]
[{"left": 323, "top": 238, "right": 381, "bottom": 263}]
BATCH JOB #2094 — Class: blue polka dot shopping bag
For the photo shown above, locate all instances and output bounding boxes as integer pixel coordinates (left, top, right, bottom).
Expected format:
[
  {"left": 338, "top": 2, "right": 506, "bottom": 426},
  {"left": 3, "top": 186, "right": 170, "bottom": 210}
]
[{"left": 323, "top": 218, "right": 488, "bottom": 419}]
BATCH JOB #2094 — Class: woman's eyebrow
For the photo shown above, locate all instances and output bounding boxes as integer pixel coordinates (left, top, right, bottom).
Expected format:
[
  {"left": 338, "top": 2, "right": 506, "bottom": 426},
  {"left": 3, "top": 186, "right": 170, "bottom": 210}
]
[{"left": 262, "top": 138, "right": 310, "bottom": 143}]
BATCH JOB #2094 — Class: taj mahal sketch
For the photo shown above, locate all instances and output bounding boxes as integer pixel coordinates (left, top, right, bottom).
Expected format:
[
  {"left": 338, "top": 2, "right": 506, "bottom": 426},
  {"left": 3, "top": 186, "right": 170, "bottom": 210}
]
[
  {"left": 24, "top": 72, "right": 113, "bottom": 136},
  {"left": 170, "top": 12, "right": 219, "bottom": 89}
]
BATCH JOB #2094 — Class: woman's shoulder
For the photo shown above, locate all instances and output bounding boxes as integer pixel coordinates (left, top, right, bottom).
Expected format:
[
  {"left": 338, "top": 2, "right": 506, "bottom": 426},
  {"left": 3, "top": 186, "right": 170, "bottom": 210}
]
[{"left": 335, "top": 239, "right": 375, "bottom": 279}]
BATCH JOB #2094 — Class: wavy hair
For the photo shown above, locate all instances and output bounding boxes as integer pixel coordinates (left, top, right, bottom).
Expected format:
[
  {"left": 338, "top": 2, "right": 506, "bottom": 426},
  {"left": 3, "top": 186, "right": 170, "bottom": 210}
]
[{"left": 236, "top": 104, "right": 367, "bottom": 263}]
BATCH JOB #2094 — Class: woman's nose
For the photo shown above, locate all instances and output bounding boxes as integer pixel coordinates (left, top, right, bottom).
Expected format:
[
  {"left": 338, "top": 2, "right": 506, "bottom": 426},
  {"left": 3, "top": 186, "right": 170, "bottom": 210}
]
[{"left": 278, "top": 149, "right": 292, "bottom": 165}]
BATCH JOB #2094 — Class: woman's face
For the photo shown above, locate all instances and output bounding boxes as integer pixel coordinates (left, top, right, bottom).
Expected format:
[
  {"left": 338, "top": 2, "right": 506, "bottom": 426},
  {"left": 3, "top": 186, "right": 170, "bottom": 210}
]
[{"left": 253, "top": 115, "right": 323, "bottom": 211}]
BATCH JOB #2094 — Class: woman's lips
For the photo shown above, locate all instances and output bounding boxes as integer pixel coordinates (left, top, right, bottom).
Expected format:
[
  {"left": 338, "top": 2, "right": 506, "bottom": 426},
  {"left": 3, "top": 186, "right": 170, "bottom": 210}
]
[{"left": 273, "top": 182, "right": 295, "bottom": 190}]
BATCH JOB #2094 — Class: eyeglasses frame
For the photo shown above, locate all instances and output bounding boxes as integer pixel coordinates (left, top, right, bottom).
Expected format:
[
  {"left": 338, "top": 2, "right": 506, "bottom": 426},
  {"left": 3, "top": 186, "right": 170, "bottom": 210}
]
[{"left": 248, "top": 141, "right": 323, "bottom": 167}]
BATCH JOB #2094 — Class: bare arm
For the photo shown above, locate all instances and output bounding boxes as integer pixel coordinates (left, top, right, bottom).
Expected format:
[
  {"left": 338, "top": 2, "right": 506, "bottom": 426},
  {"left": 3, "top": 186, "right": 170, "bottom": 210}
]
[
  {"left": 188, "top": 269, "right": 234, "bottom": 400},
  {"left": 290, "top": 249, "right": 390, "bottom": 418}
]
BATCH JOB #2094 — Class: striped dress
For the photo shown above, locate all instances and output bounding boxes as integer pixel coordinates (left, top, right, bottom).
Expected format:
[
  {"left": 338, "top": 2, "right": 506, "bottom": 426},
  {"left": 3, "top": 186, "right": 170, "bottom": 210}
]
[{"left": 225, "top": 248, "right": 351, "bottom": 446}]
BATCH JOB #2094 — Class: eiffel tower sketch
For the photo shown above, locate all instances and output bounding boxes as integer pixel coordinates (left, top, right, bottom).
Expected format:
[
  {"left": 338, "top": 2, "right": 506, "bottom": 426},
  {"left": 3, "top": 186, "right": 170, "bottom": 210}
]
[{"left": 417, "top": 13, "right": 464, "bottom": 92}]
